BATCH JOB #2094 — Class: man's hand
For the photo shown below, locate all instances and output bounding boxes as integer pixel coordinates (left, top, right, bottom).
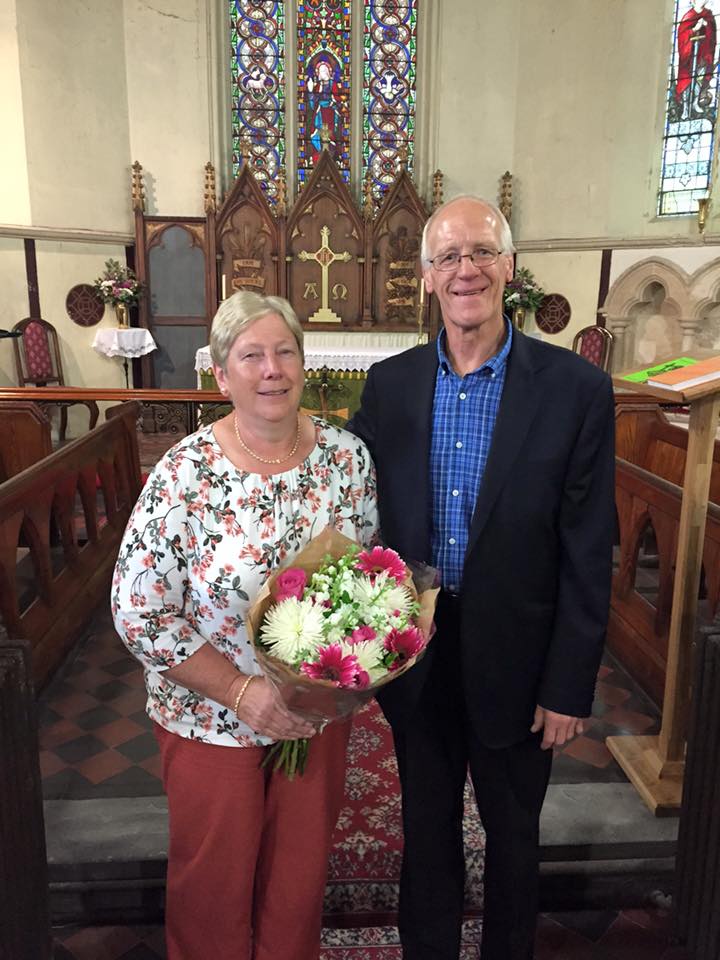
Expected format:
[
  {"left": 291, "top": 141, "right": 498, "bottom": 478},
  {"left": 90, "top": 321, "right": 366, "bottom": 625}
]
[{"left": 530, "top": 706, "right": 585, "bottom": 751}]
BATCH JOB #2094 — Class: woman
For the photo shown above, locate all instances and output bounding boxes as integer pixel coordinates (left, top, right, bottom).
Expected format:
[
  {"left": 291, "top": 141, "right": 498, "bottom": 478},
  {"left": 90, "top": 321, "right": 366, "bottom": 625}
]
[{"left": 112, "top": 291, "right": 378, "bottom": 959}]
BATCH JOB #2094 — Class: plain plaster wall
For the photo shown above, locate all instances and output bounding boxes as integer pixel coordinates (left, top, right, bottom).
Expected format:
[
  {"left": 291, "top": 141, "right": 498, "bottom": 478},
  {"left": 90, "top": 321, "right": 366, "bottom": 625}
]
[{"left": 0, "top": 0, "right": 31, "bottom": 226}]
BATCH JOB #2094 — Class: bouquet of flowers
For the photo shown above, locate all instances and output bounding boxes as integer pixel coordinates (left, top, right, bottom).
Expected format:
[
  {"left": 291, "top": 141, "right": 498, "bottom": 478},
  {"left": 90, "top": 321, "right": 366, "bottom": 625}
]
[
  {"left": 245, "top": 527, "right": 439, "bottom": 778},
  {"left": 503, "top": 266, "right": 545, "bottom": 312},
  {"left": 93, "top": 258, "right": 144, "bottom": 307}
]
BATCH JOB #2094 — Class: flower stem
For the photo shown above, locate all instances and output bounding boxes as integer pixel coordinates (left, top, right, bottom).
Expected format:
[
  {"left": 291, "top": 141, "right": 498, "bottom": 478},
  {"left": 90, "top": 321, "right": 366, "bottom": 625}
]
[{"left": 261, "top": 738, "right": 310, "bottom": 780}]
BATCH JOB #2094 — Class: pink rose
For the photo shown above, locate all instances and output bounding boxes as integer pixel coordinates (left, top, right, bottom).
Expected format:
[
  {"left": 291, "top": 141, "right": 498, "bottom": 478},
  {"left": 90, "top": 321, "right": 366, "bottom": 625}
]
[{"left": 274, "top": 567, "right": 307, "bottom": 601}]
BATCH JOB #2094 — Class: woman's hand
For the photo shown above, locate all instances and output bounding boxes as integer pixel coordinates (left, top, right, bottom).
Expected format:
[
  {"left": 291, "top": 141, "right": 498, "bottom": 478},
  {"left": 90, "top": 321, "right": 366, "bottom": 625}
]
[{"left": 231, "top": 675, "right": 316, "bottom": 740}]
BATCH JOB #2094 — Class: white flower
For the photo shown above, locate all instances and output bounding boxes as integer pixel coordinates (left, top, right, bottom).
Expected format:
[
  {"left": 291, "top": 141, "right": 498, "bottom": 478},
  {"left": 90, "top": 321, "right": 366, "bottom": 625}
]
[
  {"left": 260, "top": 597, "right": 325, "bottom": 664},
  {"left": 353, "top": 572, "right": 413, "bottom": 618},
  {"left": 340, "top": 637, "right": 386, "bottom": 682}
]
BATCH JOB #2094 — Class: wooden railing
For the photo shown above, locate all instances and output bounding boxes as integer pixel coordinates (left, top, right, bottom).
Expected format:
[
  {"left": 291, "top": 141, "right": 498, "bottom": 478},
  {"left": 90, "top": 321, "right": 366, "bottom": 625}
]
[
  {"left": 0, "top": 375, "right": 366, "bottom": 432},
  {"left": 0, "top": 402, "right": 142, "bottom": 690}
]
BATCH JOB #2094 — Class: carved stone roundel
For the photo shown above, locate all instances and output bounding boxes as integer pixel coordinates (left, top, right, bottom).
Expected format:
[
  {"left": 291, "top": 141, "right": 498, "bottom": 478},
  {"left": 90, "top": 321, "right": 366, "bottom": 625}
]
[
  {"left": 535, "top": 293, "right": 571, "bottom": 334},
  {"left": 66, "top": 284, "right": 104, "bottom": 327}
]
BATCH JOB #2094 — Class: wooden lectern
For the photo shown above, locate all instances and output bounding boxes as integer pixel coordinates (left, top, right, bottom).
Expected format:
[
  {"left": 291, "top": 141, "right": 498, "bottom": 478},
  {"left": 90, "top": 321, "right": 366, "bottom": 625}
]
[{"left": 608, "top": 366, "right": 720, "bottom": 815}]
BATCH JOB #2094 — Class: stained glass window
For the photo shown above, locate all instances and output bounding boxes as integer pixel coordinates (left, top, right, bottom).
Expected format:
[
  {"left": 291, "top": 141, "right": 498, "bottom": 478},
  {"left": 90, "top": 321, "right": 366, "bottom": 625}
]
[
  {"left": 658, "top": 0, "right": 720, "bottom": 216},
  {"left": 363, "top": 1, "right": 418, "bottom": 199},
  {"left": 296, "top": 0, "right": 352, "bottom": 185},
  {"left": 230, "top": 2, "right": 286, "bottom": 202}
]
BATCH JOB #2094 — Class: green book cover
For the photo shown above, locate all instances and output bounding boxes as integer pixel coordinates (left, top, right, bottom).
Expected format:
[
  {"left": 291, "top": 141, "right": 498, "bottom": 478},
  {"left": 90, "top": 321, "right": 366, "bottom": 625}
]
[{"left": 623, "top": 357, "right": 697, "bottom": 384}]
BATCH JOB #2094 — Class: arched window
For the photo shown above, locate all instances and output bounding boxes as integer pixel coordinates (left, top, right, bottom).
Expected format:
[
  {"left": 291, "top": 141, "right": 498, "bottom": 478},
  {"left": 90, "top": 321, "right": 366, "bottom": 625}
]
[
  {"left": 658, "top": 0, "right": 720, "bottom": 216},
  {"left": 230, "top": 1, "right": 418, "bottom": 204}
]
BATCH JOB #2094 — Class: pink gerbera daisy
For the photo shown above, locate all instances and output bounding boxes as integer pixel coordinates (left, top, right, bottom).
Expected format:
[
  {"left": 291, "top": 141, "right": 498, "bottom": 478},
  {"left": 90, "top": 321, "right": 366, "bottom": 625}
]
[
  {"left": 356, "top": 546, "right": 406, "bottom": 584},
  {"left": 384, "top": 626, "right": 426, "bottom": 669},
  {"left": 300, "top": 644, "right": 361, "bottom": 687}
]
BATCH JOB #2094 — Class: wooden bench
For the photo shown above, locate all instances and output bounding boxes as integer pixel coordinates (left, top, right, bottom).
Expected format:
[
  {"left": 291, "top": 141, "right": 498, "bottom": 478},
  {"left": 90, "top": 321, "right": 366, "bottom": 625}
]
[
  {"left": 0, "top": 401, "right": 142, "bottom": 690},
  {"left": 0, "top": 401, "right": 52, "bottom": 482}
]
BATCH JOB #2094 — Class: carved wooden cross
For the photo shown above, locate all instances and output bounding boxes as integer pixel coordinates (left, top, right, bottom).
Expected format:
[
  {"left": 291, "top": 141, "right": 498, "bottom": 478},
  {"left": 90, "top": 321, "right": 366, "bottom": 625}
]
[{"left": 298, "top": 225, "right": 352, "bottom": 323}]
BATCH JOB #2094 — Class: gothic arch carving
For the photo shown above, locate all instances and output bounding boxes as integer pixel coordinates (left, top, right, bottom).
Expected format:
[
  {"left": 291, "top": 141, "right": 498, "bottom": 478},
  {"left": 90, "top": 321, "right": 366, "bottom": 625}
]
[{"left": 601, "top": 258, "right": 694, "bottom": 370}]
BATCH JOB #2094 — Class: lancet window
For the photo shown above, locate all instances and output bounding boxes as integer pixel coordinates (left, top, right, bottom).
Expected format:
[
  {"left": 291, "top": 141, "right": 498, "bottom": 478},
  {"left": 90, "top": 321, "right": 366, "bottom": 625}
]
[
  {"left": 658, "top": 0, "right": 720, "bottom": 215},
  {"left": 230, "top": 1, "right": 419, "bottom": 202}
]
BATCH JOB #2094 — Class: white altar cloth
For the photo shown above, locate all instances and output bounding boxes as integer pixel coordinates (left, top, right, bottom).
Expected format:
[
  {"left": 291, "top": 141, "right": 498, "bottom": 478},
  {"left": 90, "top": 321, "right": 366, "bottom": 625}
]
[
  {"left": 195, "top": 332, "right": 418, "bottom": 376},
  {"left": 92, "top": 327, "right": 157, "bottom": 358}
]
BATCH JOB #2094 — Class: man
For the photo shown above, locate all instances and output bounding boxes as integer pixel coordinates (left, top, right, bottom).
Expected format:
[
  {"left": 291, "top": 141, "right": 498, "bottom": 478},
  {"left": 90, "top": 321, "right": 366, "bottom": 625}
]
[{"left": 348, "top": 196, "right": 615, "bottom": 960}]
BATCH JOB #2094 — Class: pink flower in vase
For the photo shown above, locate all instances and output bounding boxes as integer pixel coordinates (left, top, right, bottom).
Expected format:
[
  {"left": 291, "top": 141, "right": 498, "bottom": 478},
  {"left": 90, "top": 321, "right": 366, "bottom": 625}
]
[
  {"left": 274, "top": 567, "right": 307, "bottom": 601},
  {"left": 300, "top": 644, "right": 361, "bottom": 687},
  {"left": 356, "top": 546, "right": 406, "bottom": 584},
  {"left": 384, "top": 625, "right": 426, "bottom": 670}
]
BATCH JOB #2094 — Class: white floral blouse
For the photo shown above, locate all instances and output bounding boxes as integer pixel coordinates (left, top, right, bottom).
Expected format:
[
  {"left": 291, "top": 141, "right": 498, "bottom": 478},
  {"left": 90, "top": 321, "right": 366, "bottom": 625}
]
[{"left": 111, "top": 419, "right": 378, "bottom": 747}]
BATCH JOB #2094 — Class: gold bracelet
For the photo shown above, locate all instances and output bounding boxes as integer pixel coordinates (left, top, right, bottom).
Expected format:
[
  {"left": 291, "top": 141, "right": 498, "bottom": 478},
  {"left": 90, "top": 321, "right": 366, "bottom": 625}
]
[{"left": 232, "top": 675, "right": 255, "bottom": 716}]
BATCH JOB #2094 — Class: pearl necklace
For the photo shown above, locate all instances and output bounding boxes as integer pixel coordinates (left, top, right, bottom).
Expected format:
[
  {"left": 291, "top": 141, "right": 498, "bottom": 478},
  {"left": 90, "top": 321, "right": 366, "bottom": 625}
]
[{"left": 233, "top": 414, "right": 301, "bottom": 465}]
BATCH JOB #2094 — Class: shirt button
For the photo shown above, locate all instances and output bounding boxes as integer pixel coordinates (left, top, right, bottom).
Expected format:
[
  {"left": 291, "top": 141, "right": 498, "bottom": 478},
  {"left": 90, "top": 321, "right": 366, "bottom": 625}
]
[
  {"left": 448, "top": 537, "right": 456, "bottom": 545},
  {"left": 459, "top": 392, "right": 467, "bottom": 400},
  {"left": 456, "top": 441, "right": 463, "bottom": 449},
  {"left": 452, "top": 489, "right": 459, "bottom": 497},
  {"left": 490, "top": 372, "right": 496, "bottom": 379}
]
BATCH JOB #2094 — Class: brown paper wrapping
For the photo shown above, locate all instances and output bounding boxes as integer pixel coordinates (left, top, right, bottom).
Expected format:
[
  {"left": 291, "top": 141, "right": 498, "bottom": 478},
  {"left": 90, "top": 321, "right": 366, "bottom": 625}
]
[{"left": 245, "top": 526, "right": 439, "bottom": 723}]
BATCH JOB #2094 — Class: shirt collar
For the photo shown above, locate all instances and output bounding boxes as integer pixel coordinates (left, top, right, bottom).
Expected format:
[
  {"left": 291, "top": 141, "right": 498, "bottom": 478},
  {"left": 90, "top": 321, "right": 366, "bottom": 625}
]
[{"left": 436, "top": 317, "right": 514, "bottom": 376}]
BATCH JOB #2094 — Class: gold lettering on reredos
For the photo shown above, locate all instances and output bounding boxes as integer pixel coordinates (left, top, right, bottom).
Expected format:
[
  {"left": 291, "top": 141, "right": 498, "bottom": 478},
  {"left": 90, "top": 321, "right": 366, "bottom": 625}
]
[
  {"left": 303, "top": 282, "right": 319, "bottom": 300},
  {"left": 234, "top": 259, "right": 262, "bottom": 269},
  {"left": 232, "top": 276, "right": 265, "bottom": 290},
  {"left": 331, "top": 283, "right": 348, "bottom": 301},
  {"left": 389, "top": 260, "right": 416, "bottom": 270}
]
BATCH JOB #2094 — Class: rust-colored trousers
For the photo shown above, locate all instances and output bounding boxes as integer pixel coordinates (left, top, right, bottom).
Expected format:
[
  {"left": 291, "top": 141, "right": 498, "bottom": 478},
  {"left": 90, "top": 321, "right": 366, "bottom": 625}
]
[{"left": 155, "top": 722, "right": 350, "bottom": 960}]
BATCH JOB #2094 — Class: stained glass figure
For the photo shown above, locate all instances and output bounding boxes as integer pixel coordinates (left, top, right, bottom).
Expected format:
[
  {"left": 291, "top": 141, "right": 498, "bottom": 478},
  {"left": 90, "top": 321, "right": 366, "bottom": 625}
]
[
  {"left": 659, "top": 1, "right": 720, "bottom": 215},
  {"left": 297, "top": 0, "right": 352, "bottom": 185},
  {"left": 230, "top": 1, "right": 285, "bottom": 202},
  {"left": 362, "top": 1, "right": 418, "bottom": 200}
]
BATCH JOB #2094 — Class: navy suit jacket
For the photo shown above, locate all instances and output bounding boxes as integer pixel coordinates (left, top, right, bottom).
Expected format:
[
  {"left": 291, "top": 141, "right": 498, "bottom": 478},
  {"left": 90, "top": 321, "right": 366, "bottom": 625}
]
[{"left": 348, "top": 330, "right": 616, "bottom": 748}]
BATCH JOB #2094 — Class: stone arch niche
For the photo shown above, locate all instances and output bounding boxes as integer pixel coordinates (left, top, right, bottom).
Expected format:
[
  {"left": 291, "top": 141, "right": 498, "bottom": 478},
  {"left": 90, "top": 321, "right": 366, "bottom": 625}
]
[
  {"left": 689, "top": 259, "right": 720, "bottom": 352},
  {"left": 601, "top": 259, "right": 692, "bottom": 371}
]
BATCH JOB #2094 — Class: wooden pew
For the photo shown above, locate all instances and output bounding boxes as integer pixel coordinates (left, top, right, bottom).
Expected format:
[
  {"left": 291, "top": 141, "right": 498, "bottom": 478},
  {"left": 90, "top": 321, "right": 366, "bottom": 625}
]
[
  {"left": 0, "top": 402, "right": 142, "bottom": 690},
  {"left": 0, "top": 401, "right": 52, "bottom": 482},
  {"left": 610, "top": 401, "right": 720, "bottom": 705}
]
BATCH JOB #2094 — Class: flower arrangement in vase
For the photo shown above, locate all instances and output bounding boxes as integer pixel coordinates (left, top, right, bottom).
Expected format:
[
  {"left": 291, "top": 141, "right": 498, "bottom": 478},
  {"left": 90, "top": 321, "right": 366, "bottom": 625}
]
[
  {"left": 503, "top": 267, "right": 545, "bottom": 331},
  {"left": 94, "top": 259, "right": 144, "bottom": 327}
]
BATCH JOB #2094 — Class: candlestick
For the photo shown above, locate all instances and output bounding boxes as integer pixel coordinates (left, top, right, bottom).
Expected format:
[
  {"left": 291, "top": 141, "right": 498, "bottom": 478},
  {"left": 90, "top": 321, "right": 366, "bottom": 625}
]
[
  {"left": 417, "top": 279, "right": 427, "bottom": 346},
  {"left": 221, "top": 274, "right": 227, "bottom": 300}
]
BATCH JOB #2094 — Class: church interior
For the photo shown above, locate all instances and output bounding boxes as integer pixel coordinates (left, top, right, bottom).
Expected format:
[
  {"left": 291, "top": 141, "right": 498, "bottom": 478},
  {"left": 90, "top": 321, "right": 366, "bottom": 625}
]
[{"left": 3, "top": 1, "right": 720, "bottom": 957}]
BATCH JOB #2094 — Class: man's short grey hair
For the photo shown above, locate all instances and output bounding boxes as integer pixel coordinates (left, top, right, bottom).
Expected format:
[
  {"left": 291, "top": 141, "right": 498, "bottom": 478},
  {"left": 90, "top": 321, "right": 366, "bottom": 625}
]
[
  {"left": 420, "top": 194, "right": 515, "bottom": 266},
  {"left": 210, "top": 290, "right": 304, "bottom": 369}
]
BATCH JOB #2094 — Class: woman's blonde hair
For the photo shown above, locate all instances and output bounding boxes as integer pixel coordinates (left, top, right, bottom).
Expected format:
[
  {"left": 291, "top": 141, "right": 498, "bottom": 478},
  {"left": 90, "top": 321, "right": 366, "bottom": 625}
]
[{"left": 210, "top": 290, "right": 304, "bottom": 369}]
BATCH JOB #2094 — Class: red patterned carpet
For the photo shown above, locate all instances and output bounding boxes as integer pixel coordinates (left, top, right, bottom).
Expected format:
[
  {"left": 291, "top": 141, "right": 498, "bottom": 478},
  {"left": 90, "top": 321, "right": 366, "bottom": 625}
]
[{"left": 326, "top": 701, "right": 483, "bottom": 920}]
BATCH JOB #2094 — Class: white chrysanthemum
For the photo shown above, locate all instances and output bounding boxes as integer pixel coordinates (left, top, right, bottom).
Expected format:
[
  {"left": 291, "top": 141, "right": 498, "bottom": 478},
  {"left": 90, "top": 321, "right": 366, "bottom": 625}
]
[
  {"left": 260, "top": 598, "right": 325, "bottom": 664},
  {"left": 340, "top": 638, "right": 386, "bottom": 682},
  {"left": 352, "top": 573, "right": 413, "bottom": 618}
]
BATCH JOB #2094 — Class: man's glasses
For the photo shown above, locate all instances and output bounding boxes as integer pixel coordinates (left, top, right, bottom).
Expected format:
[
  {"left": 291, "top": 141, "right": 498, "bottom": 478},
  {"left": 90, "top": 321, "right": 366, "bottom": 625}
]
[{"left": 427, "top": 248, "right": 503, "bottom": 272}]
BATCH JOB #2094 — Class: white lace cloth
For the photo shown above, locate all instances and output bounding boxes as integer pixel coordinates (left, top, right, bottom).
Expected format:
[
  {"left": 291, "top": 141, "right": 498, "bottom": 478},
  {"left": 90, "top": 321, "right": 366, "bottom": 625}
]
[
  {"left": 92, "top": 327, "right": 157, "bottom": 358},
  {"left": 195, "top": 332, "right": 418, "bottom": 374}
]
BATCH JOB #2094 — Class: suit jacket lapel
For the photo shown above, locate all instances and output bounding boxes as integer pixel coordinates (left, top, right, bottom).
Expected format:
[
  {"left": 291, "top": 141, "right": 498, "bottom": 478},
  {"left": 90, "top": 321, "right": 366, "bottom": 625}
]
[
  {"left": 410, "top": 344, "right": 439, "bottom": 560},
  {"left": 466, "top": 332, "right": 540, "bottom": 554}
]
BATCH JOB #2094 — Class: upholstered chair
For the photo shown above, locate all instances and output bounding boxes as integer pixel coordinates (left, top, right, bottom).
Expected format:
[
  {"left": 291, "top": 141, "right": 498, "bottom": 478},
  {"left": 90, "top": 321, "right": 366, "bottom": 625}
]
[
  {"left": 12, "top": 317, "right": 98, "bottom": 440},
  {"left": 571, "top": 325, "right": 614, "bottom": 372}
]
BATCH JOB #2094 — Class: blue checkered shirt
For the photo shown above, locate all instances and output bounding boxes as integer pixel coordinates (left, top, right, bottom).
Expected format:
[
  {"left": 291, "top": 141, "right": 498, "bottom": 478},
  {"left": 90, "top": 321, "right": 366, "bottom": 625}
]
[{"left": 430, "top": 321, "right": 513, "bottom": 591}]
